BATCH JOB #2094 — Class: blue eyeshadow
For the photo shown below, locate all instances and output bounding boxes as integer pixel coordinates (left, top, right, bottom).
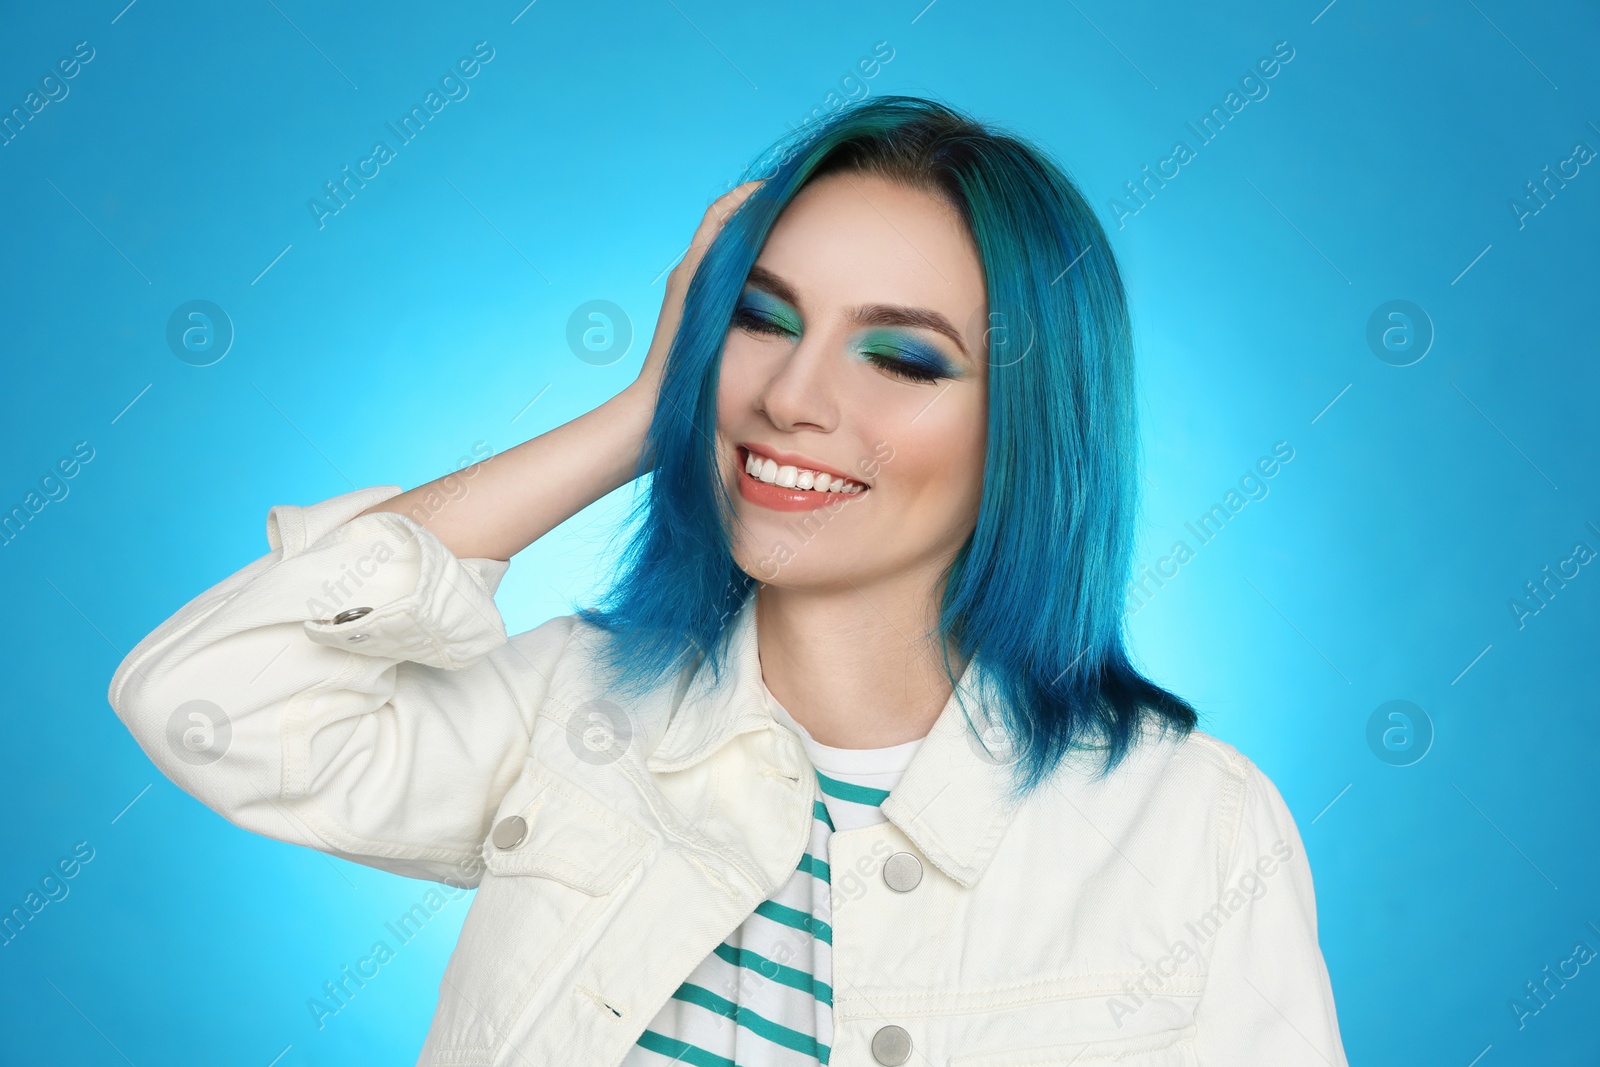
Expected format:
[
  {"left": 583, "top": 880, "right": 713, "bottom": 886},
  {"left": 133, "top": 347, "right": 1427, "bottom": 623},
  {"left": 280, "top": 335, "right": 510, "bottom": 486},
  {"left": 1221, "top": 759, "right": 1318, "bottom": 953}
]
[
  {"left": 855, "top": 327, "right": 960, "bottom": 380},
  {"left": 734, "top": 287, "right": 803, "bottom": 335}
]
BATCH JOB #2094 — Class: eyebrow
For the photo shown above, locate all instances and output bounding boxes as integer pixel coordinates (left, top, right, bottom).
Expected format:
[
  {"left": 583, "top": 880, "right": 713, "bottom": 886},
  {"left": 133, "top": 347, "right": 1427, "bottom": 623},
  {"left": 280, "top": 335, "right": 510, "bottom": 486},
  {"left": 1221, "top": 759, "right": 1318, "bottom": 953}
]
[{"left": 744, "top": 264, "right": 970, "bottom": 359}]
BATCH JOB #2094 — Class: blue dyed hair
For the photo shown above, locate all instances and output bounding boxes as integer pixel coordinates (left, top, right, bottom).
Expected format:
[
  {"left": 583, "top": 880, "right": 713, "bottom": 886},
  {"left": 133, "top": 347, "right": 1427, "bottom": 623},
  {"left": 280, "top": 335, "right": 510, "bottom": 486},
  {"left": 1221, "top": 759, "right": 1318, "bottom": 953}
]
[{"left": 576, "top": 95, "right": 1196, "bottom": 802}]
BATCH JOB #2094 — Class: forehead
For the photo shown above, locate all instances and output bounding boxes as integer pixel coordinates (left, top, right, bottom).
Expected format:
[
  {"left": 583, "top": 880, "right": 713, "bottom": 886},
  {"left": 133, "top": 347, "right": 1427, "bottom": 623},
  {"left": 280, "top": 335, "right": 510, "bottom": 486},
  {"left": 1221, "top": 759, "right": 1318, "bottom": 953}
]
[{"left": 752, "top": 171, "right": 988, "bottom": 331}]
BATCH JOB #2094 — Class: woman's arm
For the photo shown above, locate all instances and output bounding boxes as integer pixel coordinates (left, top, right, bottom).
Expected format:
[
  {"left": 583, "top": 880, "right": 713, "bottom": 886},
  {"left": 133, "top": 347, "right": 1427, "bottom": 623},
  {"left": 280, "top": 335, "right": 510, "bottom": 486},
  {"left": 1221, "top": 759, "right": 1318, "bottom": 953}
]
[
  {"left": 107, "top": 486, "right": 552, "bottom": 887},
  {"left": 352, "top": 179, "right": 764, "bottom": 563},
  {"left": 1190, "top": 760, "right": 1350, "bottom": 1064},
  {"left": 351, "top": 386, "right": 653, "bottom": 564},
  {"left": 105, "top": 181, "right": 761, "bottom": 885}
]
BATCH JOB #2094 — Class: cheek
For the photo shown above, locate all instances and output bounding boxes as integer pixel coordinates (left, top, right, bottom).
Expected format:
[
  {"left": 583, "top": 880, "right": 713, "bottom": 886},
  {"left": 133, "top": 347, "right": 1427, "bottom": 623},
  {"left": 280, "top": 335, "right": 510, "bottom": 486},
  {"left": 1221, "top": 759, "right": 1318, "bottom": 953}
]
[
  {"left": 715, "top": 338, "right": 765, "bottom": 423},
  {"left": 878, "top": 400, "right": 986, "bottom": 525}
]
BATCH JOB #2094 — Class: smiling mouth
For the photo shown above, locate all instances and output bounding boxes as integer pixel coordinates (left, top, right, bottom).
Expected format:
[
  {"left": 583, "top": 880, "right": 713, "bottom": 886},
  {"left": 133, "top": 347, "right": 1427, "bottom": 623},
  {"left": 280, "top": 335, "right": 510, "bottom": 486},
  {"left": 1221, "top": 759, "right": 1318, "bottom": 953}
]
[
  {"left": 735, "top": 446, "right": 870, "bottom": 513},
  {"left": 739, "top": 447, "right": 868, "bottom": 493}
]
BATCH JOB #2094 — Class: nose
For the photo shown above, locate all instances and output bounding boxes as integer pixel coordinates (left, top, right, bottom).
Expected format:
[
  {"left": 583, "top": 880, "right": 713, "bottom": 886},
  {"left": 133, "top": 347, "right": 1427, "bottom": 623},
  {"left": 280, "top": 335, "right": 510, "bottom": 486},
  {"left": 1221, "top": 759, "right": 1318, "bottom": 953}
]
[{"left": 754, "top": 329, "right": 841, "bottom": 434}]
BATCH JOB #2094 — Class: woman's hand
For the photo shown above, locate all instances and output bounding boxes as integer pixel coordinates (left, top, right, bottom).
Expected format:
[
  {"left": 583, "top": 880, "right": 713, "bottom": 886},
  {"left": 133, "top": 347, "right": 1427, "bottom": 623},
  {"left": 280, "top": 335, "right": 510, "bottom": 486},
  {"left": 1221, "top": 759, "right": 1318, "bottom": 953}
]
[
  {"left": 629, "top": 179, "right": 764, "bottom": 407},
  {"left": 354, "top": 180, "right": 765, "bottom": 561}
]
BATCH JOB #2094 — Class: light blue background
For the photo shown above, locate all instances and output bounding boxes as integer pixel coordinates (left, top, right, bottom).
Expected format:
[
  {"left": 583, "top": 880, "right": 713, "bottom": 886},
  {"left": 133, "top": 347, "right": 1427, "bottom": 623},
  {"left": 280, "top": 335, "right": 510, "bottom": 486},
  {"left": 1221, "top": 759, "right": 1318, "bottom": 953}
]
[{"left": 2, "top": 0, "right": 1596, "bottom": 1063}]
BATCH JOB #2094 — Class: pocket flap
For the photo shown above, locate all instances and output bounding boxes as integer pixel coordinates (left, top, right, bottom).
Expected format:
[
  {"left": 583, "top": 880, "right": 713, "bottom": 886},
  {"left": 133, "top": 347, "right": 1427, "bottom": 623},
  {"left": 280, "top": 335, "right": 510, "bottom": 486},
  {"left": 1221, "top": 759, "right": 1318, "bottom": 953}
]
[
  {"left": 483, "top": 768, "right": 649, "bottom": 895},
  {"left": 948, "top": 1022, "right": 1198, "bottom": 1066}
]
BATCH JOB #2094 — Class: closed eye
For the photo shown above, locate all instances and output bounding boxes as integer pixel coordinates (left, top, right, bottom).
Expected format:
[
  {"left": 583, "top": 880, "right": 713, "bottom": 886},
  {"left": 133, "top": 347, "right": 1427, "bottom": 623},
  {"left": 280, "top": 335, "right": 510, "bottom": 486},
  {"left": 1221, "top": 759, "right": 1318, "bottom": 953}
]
[
  {"left": 732, "top": 306, "right": 797, "bottom": 339},
  {"left": 855, "top": 330, "right": 959, "bottom": 384},
  {"left": 862, "top": 351, "right": 946, "bottom": 383},
  {"left": 732, "top": 286, "right": 803, "bottom": 339}
]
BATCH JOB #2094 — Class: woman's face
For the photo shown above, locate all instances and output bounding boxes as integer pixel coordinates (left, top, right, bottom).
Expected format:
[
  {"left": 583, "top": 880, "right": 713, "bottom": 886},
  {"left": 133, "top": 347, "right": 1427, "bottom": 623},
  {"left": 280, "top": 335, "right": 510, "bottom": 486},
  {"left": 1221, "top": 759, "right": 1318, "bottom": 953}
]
[{"left": 715, "top": 170, "right": 990, "bottom": 594}]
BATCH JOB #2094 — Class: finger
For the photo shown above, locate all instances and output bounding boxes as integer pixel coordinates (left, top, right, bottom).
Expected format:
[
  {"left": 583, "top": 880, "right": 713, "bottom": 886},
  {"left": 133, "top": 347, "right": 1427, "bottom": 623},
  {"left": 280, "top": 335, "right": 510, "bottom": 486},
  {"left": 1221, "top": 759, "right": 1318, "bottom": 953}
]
[
  {"left": 717, "top": 178, "right": 763, "bottom": 204},
  {"left": 711, "top": 179, "right": 763, "bottom": 222},
  {"left": 679, "top": 180, "right": 766, "bottom": 268}
]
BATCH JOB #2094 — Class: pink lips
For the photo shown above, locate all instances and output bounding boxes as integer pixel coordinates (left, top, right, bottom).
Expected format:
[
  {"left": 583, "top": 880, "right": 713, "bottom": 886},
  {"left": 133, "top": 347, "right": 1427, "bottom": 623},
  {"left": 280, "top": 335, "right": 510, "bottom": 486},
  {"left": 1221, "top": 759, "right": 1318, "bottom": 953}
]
[{"left": 735, "top": 445, "right": 870, "bottom": 513}]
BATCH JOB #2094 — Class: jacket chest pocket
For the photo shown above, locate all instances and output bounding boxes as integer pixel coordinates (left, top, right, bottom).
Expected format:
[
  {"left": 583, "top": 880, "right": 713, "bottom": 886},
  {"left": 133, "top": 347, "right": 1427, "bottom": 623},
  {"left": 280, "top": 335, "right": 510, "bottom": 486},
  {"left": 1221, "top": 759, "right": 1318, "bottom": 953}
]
[
  {"left": 421, "top": 763, "right": 652, "bottom": 1065},
  {"left": 481, "top": 769, "right": 650, "bottom": 890},
  {"left": 946, "top": 1023, "right": 1199, "bottom": 1067}
]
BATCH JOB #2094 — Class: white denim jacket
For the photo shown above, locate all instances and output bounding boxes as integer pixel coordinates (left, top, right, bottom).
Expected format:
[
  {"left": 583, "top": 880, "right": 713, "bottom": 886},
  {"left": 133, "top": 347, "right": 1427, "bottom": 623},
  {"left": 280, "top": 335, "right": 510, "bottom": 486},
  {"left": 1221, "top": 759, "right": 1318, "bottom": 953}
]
[{"left": 107, "top": 484, "right": 1349, "bottom": 1067}]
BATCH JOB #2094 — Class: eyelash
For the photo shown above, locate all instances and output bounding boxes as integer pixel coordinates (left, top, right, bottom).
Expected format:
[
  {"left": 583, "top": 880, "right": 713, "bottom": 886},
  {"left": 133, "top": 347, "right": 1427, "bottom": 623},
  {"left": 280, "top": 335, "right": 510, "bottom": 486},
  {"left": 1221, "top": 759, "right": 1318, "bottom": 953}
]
[
  {"left": 731, "top": 306, "right": 793, "bottom": 339},
  {"left": 859, "top": 349, "right": 946, "bottom": 384},
  {"left": 731, "top": 304, "right": 952, "bottom": 384}
]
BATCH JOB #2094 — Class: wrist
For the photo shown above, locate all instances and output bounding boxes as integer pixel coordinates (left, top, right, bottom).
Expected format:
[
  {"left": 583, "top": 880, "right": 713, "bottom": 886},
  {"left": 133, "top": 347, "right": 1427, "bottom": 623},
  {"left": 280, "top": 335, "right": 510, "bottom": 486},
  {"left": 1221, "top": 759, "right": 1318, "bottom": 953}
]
[{"left": 604, "top": 384, "right": 658, "bottom": 479}]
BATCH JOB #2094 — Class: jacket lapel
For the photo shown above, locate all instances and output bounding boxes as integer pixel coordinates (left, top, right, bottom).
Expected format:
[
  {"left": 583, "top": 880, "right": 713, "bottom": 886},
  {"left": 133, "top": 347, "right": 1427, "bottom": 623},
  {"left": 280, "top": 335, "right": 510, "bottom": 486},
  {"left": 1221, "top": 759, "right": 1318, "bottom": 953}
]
[
  {"left": 644, "top": 595, "right": 772, "bottom": 773},
  {"left": 644, "top": 595, "right": 1028, "bottom": 890},
  {"left": 878, "top": 660, "right": 1027, "bottom": 889}
]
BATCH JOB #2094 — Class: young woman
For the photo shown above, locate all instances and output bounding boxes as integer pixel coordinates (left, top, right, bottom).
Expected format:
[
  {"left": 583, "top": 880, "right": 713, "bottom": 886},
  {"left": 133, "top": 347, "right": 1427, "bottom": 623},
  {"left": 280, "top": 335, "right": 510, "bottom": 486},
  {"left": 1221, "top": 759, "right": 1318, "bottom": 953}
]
[{"left": 109, "top": 96, "right": 1348, "bottom": 1066}]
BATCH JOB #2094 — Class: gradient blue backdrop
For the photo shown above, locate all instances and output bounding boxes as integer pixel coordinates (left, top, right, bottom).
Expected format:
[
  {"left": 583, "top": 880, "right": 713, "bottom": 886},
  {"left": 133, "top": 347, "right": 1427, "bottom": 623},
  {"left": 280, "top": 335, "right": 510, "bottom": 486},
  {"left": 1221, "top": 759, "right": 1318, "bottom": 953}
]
[{"left": 3, "top": 0, "right": 1596, "bottom": 1063}]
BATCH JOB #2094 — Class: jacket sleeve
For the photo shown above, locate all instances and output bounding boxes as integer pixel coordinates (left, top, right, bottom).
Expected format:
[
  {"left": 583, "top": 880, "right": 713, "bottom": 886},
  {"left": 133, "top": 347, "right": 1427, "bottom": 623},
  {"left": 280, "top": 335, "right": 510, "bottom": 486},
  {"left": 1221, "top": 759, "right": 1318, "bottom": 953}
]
[
  {"left": 1191, "top": 758, "right": 1349, "bottom": 1065},
  {"left": 106, "top": 484, "right": 577, "bottom": 888}
]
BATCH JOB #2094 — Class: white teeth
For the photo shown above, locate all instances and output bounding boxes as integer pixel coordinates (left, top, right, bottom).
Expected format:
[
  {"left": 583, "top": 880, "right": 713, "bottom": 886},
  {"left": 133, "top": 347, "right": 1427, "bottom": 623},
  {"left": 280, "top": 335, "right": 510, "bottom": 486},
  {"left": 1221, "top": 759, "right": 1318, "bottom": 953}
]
[{"left": 742, "top": 449, "right": 865, "bottom": 493}]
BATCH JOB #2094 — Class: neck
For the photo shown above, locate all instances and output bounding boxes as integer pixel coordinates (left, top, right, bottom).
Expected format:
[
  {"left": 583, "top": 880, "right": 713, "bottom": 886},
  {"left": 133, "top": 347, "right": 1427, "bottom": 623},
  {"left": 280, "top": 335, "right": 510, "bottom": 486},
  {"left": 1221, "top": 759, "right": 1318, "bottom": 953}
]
[{"left": 753, "top": 576, "right": 962, "bottom": 749}]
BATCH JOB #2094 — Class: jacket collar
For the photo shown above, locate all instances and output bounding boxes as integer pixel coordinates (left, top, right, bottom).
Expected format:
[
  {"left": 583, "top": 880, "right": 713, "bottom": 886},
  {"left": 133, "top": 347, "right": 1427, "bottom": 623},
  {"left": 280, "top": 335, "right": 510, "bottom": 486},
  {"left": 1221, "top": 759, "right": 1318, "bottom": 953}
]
[{"left": 645, "top": 596, "right": 1025, "bottom": 889}]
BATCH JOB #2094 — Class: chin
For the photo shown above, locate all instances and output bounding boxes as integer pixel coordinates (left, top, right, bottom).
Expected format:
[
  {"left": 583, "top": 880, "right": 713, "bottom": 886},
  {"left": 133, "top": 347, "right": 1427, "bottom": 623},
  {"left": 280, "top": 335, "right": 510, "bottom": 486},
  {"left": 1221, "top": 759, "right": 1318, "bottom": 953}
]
[{"left": 728, "top": 527, "right": 823, "bottom": 586}]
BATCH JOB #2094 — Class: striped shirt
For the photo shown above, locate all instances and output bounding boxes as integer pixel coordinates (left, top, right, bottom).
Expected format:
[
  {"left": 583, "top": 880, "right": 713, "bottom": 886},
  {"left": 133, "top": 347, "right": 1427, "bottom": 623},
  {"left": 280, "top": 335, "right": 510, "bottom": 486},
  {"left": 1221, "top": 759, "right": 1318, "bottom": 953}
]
[{"left": 621, "top": 687, "right": 925, "bottom": 1066}]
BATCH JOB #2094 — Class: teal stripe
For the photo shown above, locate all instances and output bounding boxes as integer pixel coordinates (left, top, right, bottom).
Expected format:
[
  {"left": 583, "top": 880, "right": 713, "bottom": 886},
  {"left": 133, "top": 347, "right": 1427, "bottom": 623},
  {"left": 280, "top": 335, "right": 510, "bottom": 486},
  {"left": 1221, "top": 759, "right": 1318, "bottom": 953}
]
[
  {"left": 796, "top": 851, "right": 830, "bottom": 883},
  {"left": 711, "top": 941, "right": 834, "bottom": 1004},
  {"left": 753, "top": 899, "right": 833, "bottom": 944},
  {"left": 670, "top": 982, "right": 830, "bottom": 1059},
  {"left": 816, "top": 768, "right": 890, "bottom": 806},
  {"left": 637, "top": 1026, "right": 834, "bottom": 1067},
  {"left": 813, "top": 798, "right": 835, "bottom": 831},
  {"left": 634, "top": 1028, "right": 734, "bottom": 1067}
]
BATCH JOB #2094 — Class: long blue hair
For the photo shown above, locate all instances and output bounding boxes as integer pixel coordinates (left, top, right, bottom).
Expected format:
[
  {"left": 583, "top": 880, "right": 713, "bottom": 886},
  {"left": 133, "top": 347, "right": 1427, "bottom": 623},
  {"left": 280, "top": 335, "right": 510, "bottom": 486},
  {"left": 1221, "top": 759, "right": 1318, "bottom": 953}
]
[{"left": 576, "top": 95, "right": 1196, "bottom": 802}]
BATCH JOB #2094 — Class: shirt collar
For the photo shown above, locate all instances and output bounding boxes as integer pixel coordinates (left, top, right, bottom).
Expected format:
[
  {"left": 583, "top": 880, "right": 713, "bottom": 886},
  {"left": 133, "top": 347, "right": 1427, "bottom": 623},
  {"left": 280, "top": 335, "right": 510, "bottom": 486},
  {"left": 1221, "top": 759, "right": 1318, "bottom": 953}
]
[{"left": 645, "top": 595, "right": 1025, "bottom": 888}]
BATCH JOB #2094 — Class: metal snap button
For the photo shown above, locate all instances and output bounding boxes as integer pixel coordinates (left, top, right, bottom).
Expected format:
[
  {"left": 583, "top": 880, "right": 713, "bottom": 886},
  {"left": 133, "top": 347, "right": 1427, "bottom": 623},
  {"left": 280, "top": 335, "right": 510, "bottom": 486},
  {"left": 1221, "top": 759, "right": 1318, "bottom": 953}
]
[
  {"left": 491, "top": 815, "right": 528, "bottom": 850},
  {"left": 333, "top": 607, "right": 373, "bottom": 624},
  {"left": 345, "top": 633, "right": 369, "bottom": 643},
  {"left": 871, "top": 1024, "right": 912, "bottom": 1065},
  {"left": 882, "top": 852, "right": 922, "bottom": 892}
]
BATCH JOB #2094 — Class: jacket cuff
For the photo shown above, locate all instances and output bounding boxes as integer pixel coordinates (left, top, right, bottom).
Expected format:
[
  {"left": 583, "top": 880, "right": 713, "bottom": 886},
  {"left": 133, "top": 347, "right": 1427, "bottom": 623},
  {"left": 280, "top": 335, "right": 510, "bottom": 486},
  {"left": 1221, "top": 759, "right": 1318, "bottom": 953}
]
[{"left": 267, "top": 485, "right": 510, "bottom": 670}]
